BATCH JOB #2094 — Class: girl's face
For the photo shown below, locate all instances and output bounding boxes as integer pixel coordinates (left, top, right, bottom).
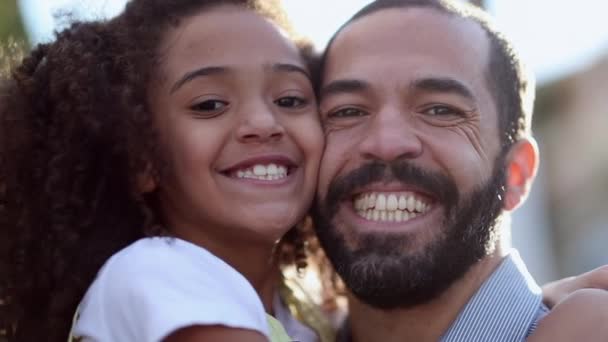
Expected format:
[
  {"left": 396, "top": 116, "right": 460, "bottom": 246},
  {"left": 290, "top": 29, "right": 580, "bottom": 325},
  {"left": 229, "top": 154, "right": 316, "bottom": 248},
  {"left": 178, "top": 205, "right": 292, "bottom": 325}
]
[{"left": 148, "top": 6, "right": 323, "bottom": 245}]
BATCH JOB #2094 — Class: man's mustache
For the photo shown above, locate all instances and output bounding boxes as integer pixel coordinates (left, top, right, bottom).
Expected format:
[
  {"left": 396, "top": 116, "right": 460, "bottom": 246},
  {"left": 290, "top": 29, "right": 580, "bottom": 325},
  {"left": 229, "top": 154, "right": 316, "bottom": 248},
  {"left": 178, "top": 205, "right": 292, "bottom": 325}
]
[{"left": 322, "top": 160, "right": 459, "bottom": 215}]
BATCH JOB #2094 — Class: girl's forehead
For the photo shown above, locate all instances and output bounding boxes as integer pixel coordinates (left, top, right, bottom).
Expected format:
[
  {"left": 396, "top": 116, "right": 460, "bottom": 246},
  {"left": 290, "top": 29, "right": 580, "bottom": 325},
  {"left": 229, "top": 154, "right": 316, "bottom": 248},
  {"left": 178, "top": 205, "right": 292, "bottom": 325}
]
[
  {"left": 161, "top": 6, "right": 301, "bottom": 61},
  {"left": 155, "top": 7, "right": 306, "bottom": 88}
]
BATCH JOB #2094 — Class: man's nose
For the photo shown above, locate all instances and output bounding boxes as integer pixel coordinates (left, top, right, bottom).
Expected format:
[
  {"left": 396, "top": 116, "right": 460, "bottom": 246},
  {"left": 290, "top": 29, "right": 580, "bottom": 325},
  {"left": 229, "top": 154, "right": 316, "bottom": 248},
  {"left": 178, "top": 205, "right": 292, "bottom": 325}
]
[
  {"left": 358, "top": 107, "right": 423, "bottom": 162},
  {"left": 235, "top": 102, "right": 285, "bottom": 143}
]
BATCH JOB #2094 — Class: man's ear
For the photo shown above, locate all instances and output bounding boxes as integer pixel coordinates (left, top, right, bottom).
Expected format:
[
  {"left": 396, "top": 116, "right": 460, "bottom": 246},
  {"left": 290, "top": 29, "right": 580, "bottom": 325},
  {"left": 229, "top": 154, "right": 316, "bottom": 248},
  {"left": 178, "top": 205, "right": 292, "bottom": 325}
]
[{"left": 503, "top": 137, "right": 539, "bottom": 211}]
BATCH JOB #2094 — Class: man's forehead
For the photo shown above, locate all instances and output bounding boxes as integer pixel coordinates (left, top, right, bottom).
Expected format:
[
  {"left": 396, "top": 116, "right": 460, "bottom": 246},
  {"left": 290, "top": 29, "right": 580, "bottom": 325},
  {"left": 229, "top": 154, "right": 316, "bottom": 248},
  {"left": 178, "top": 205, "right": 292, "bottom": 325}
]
[{"left": 324, "top": 7, "right": 490, "bottom": 83}]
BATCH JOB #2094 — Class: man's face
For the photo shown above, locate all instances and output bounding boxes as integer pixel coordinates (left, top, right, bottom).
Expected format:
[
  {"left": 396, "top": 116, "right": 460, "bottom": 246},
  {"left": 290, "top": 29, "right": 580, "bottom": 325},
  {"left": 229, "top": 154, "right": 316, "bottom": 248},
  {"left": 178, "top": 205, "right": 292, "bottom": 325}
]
[{"left": 313, "top": 8, "right": 508, "bottom": 309}]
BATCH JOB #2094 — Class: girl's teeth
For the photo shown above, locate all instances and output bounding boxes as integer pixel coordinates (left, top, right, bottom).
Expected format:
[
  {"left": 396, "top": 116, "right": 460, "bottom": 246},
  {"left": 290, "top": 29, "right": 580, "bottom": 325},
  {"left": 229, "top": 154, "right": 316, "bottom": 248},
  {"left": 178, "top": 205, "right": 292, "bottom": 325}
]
[
  {"left": 253, "top": 165, "right": 267, "bottom": 176},
  {"left": 235, "top": 163, "right": 288, "bottom": 180}
]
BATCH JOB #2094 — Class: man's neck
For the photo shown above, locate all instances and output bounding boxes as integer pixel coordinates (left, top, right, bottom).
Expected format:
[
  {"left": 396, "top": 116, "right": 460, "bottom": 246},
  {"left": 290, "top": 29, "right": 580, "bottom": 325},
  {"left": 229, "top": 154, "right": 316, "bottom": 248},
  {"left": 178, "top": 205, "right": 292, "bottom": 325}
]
[{"left": 348, "top": 247, "right": 507, "bottom": 342}]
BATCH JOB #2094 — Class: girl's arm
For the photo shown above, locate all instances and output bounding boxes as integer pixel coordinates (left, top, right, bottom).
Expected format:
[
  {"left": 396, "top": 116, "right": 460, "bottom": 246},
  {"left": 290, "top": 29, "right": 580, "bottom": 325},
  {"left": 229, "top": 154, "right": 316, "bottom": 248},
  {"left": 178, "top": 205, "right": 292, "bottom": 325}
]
[{"left": 165, "top": 325, "right": 268, "bottom": 342}]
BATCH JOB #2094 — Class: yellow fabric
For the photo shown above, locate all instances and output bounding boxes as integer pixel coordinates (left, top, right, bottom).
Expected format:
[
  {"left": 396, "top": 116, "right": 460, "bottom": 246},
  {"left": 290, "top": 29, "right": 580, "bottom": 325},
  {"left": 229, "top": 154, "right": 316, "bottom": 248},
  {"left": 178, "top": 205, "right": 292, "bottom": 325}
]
[{"left": 267, "top": 314, "right": 293, "bottom": 342}]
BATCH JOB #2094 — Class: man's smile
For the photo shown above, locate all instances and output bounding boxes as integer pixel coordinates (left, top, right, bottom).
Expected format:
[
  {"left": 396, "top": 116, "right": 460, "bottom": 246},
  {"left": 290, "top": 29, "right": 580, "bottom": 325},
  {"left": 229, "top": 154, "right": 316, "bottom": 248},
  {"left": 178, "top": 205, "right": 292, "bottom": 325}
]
[{"left": 353, "top": 191, "right": 431, "bottom": 222}]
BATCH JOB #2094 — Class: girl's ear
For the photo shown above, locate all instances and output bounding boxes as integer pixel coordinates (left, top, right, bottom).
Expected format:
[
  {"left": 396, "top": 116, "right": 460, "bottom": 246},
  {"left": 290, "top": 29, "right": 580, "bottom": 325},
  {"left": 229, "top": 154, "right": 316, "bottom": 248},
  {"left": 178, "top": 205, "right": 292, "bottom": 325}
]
[
  {"left": 503, "top": 137, "right": 539, "bottom": 211},
  {"left": 137, "top": 164, "right": 158, "bottom": 194}
]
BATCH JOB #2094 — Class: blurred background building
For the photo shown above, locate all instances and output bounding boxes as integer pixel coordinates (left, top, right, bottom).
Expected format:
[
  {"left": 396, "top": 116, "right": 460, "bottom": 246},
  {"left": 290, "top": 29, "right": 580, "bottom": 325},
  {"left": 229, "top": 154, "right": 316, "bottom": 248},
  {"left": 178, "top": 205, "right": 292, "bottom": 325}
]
[
  {"left": 1, "top": 0, "right": 606, "bottom": 284},
  {"left": 535, "top": 55, "right": 608, "bottom": 277}
]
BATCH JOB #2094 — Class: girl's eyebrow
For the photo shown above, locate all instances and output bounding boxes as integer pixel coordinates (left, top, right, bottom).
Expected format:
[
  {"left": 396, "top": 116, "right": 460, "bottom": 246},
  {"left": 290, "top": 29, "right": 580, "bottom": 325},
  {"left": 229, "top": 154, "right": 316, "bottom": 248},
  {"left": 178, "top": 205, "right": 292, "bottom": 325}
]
[
  {"left": 171, "top": 66, "right": 229, "bottom": 93},
  {"left": 268, "top": 63, "right": 312, "bottom": 82},
  {"left": 171, "top": 63, "right": 311, "bottom": 94}
]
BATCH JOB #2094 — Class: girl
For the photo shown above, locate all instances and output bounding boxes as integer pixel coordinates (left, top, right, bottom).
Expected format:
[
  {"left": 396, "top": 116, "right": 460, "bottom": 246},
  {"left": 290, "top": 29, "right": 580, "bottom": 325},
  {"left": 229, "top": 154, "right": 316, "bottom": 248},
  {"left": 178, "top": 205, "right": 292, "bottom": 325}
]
[{"left": 0, "top": 0, "right": 324, "bottom": 341}]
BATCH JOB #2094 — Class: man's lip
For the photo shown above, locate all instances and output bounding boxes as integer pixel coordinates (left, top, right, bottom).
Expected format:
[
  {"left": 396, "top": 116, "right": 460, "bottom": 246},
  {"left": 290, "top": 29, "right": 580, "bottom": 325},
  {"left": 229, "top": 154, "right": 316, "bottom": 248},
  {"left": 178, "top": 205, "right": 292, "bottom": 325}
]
[{"left": 220, "top": 154, "right": 298, "bottom": 174}]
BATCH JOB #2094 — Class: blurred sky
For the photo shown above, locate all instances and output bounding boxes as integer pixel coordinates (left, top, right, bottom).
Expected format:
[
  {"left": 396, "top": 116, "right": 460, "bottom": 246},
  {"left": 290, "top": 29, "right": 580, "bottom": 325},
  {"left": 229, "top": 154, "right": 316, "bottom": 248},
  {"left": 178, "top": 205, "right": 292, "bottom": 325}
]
[{"left": 18, "top": 0, "right": 608, "bottom": 84}]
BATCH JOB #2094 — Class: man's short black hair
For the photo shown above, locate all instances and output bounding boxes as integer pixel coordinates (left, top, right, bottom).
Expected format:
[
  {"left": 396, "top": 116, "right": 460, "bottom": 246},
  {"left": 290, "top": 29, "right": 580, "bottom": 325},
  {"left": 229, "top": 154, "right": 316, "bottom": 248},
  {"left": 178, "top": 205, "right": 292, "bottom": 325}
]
[{"left": 318, "top": 0, "right": 534, "bottom": 148}]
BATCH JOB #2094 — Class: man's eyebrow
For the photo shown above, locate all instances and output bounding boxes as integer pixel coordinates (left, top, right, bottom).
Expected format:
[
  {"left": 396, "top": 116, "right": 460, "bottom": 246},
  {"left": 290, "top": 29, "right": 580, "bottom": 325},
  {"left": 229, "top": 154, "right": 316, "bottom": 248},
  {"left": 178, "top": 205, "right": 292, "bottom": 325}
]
[
  {"left": 269, "top": 63, "right": 312, "bottom": 82},
  {"left": 411, "top": 77, "right": 475, "bottom": 101},
  {"left": 320, "top": 79, "right": 370, "bottom": 98},
  {"left": 170, "top": 66, "right": 228, "bottom": 93}
]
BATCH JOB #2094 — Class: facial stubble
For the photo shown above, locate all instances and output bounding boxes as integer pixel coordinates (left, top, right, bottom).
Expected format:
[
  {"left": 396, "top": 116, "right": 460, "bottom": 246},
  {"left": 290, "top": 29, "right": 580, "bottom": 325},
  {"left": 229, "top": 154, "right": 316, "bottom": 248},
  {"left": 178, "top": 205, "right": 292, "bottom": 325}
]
[{"left": 312, "top": 157, "right": 507, "bottom": 309}]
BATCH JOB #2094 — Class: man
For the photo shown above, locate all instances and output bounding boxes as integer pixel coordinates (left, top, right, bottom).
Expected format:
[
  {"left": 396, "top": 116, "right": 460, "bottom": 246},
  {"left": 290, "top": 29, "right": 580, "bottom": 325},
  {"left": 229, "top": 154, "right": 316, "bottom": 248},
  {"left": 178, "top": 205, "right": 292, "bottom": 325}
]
[{"left": 310, "top": 0, "right": 606, "bottom": 340}]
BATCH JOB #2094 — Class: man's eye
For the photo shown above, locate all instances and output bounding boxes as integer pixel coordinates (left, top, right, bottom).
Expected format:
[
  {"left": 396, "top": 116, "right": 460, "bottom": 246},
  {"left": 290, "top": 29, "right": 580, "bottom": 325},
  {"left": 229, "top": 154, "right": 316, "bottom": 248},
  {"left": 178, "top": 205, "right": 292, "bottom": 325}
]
[
  {"left": 275, "top": 96, "right": 307, "bottom": 108},
  {"left": 422, "top": 105, "right": 462, "bottom": 116},
  {"left": 327, "top": 107, "right": 367, "bottom": 118},
  {"left": 190, "top": 100, "right": 228, "bottom": 112}
]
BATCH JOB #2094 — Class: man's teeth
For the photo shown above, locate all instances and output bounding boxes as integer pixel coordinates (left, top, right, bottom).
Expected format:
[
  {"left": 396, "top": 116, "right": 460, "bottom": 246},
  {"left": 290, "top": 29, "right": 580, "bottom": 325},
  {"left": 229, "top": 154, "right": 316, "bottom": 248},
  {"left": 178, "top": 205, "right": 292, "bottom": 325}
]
[
  {"left": 353, "top": 193, "right": 430, "bottom": 222},
  {"left": 235, "top": 163, "right": 288, "bottom": 181}
]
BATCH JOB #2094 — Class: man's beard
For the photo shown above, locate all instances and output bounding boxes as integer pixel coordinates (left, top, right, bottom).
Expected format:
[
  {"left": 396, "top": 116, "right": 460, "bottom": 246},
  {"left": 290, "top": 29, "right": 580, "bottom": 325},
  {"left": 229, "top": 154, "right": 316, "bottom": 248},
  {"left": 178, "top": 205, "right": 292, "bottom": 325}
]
[{"left": 311, "top": 157, "right": 507, "bottom": 310}]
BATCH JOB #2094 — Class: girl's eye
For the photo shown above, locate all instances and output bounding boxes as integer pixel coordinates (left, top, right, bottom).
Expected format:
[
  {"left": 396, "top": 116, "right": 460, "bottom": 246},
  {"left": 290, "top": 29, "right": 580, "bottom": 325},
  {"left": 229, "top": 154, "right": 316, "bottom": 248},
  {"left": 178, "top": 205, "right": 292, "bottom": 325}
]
[
  {"left": 275, "top": 96, "right": 307, "bottom": 108},
  {"left": 328, "top": 107, "right": 368, "bottom": 118},
  {"left": 421, "top": 105, "right": 463, "bottom": 117},
  {"left": 190, "top": 100, "right": 228, "bottom": 112}
]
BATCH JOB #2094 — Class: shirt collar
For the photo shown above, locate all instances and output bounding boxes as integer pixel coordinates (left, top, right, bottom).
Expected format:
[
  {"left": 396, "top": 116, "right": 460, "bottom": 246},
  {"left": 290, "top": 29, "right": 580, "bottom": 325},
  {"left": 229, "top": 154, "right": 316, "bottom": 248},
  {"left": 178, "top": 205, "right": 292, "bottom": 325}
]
[{"left": 441, "top": 249, "right": 543, "bottom": 342}]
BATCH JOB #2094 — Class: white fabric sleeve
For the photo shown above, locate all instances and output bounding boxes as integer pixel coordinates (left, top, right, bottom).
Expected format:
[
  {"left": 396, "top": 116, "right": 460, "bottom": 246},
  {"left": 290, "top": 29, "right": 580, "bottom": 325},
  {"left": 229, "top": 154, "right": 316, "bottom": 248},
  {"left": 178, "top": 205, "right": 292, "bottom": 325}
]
[{"left": 72, "top": 237, "right": 270, "bottom": 342}]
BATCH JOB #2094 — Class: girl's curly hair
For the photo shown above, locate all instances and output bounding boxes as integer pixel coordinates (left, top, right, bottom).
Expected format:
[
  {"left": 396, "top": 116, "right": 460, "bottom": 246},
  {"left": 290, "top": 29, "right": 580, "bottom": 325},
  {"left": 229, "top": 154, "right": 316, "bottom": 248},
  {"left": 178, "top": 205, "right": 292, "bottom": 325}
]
[{"left": 0, "top": 1, "right": 315, "bottom": 340}]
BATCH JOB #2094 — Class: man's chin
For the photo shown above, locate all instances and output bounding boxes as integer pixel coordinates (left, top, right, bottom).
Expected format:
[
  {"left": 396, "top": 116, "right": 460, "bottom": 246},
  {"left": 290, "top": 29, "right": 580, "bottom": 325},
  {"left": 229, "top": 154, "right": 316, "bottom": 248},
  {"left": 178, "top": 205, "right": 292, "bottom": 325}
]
[{"left": 325, "top": 229, "right": 463, "bottom": 310}]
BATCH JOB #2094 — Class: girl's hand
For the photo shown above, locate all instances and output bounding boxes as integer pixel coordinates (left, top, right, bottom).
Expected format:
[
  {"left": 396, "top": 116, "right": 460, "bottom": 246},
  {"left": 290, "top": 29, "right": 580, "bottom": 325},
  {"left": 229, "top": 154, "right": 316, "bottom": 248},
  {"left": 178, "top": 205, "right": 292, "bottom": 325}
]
[{"left": 543, "top": 265, "right": 608, "bottom": 308}]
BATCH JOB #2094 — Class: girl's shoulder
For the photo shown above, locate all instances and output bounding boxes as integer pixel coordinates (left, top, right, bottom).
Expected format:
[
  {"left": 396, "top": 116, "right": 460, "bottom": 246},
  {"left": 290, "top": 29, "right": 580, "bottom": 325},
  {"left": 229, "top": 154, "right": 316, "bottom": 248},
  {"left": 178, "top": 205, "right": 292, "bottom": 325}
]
[
  {"left": 98, "top": 237, "right": 239, "bottom": 281},
  {"left": 71, "top": 237, "right": 269, "bottom": 342},
  {"left": 85, "top": 236, "right": 262, "bottom": 307}
]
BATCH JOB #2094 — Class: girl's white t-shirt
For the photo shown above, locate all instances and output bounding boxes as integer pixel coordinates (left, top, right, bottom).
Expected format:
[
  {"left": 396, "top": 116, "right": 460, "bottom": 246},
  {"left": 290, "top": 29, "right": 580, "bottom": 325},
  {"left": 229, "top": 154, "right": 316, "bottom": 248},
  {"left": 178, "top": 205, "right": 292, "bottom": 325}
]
[{"left": 71, "top": 237, "right": 270, "bottom": 342}]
